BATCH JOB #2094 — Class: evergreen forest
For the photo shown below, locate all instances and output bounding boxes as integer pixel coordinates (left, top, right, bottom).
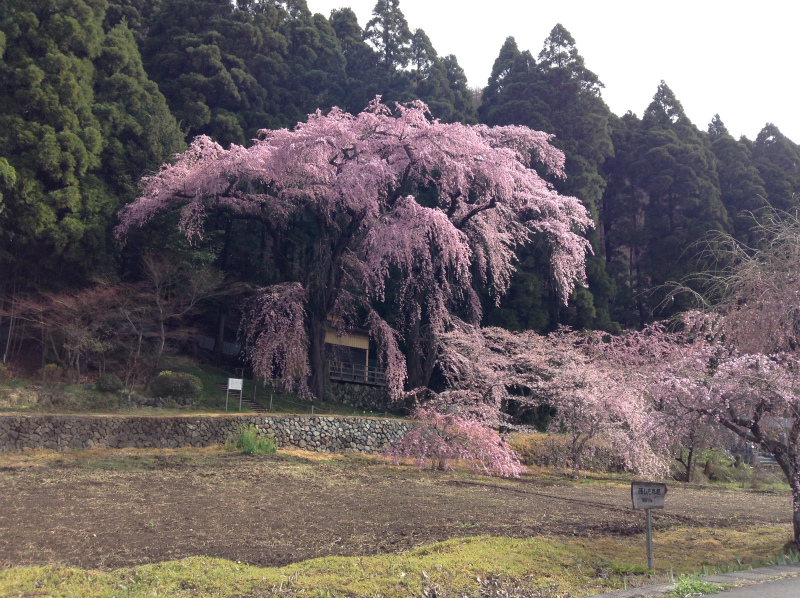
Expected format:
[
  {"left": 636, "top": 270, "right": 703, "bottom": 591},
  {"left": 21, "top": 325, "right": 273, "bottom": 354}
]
[{"left": 2, "top": 0, "right": 799, "bottom": 385}]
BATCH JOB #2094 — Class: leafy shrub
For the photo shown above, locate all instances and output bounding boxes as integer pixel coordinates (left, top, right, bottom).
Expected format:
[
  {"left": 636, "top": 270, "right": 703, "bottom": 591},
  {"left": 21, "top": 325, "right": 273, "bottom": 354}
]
[
  {"left": 0, "top": 363, "right": 11, "bottom": 383},
  {"left": 43, "top": 364, "right": 64, "bottom": 385},
  {"left": 667, "top": 574, "right": 722, "bottom": 596},
  {"left": 149, "top": 371, "right": 202, "bottom": 400},
  {"left": 231, "top": 426, "right": 276, "bottom": 455},
  {"left": 97, "top": 373, "right": 124, "bottom": 392}
]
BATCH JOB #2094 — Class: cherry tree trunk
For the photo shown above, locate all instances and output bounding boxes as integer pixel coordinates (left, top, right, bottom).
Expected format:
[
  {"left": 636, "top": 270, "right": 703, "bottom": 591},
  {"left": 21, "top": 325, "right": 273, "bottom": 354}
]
[
  {"left": 406, "top": 341, "right": 431, "bottom": 390},
  {"left": 772, "top": 451, "right": 800, "bottom": 547},
  {"left": 786, "top": 472, "right": 800, "bottom": 547},
  {"left": 794, "top": 491, "right": 800, "bottom": 548},
  {"left": 214, "top": 310, "right": 226, "bottom": 361},
  {"left": 404, "top": 294, "right": 438, "bottom": 390}
]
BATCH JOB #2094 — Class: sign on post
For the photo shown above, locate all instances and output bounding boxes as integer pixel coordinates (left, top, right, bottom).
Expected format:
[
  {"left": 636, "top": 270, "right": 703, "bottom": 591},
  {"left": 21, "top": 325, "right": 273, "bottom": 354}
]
[
  {"left": 631, "top": 482, "right": 667, "bottom": 510},
  {"left": 631, "top": 482, "right": 668, "bottom": 571},
  {"left": 225, "top": 378, "right": 244, "bottom": 411}
]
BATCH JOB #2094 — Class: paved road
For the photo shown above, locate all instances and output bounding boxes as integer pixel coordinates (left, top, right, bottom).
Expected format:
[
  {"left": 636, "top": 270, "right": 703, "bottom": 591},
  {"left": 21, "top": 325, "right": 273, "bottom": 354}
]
[
  {"left": 716, "top": 575, "right": 800, "bottom": 597},
  {"left": 586, "top": 563, "right": 800, "bottom": 597}
]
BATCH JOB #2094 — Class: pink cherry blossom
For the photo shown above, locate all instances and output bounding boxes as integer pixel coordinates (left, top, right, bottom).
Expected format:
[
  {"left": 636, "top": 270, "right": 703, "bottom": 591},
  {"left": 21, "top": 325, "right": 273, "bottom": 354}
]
[
  {"left": 432, "top": 322, "right": 671, "bottom": 477},
  {"left": 117, "top": 99, "right": 591, "bottom": 399},
  {"left": 385, "top": 405, "right": 526, "bottom": 478}
]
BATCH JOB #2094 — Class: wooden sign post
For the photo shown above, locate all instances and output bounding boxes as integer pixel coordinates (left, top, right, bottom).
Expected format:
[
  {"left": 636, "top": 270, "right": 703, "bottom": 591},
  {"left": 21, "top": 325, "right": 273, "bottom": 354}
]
[{"left": 631, "top": 482, "right": 667, "bottom": 570}]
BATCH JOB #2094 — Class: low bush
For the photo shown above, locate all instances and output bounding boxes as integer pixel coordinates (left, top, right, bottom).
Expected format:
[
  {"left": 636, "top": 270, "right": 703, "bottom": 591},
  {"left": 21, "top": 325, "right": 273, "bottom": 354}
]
[
  {"left": 230, "top": 425, "right": 276, "bottom": 455},
  {"left": 0, "top": 363, "right": 11, "bottom": 383},
  {"left": 149, "top": 371, "right": 202, "bottom": 401},
  {"left": 42, "top": 364, "right": 64, "bottom": 385},
  {"left": 510, "top": 433, "right": 627, "bottom": 474},
  {"left": 667, "top": 574, "right": 723, "bottom": 596},
  {"left": 34, "top": 388, "right": 126, "bottom": 412},
  {"left": 706, "top": 460, "right": 786, "bottom": 489},
  {"left": 671, "top": 448, "right": 787, "bottom": 488},
  {"left": 96, "top": 373, "right": 124, "bottom": 392}
]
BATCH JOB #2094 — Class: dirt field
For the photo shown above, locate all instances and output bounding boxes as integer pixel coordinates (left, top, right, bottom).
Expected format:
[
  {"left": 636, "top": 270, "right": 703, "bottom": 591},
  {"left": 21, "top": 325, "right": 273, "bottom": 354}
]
[{"left": 0, "top": 448, "right": 793, "bottom": 571}]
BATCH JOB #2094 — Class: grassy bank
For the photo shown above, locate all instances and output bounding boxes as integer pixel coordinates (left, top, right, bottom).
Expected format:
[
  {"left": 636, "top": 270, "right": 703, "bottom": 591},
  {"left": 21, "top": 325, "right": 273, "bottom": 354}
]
[
  {"left": 0, "top": 359, "right": 395, "bottom": 418},
  {"left": 0, "top": 530, "right": 794, "bottom": 598}
]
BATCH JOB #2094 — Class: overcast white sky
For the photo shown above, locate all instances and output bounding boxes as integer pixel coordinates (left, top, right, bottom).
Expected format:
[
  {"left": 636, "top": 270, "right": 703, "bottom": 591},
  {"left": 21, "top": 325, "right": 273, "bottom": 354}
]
[{"left": 306, "top": 0, "right": 800, "bottom": 143}]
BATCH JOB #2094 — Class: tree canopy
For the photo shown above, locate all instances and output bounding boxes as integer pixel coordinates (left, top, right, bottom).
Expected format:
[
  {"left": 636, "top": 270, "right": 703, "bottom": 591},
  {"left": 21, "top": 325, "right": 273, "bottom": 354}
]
[
  {"left": 0, "top": 0, "right": 182, "bottom": 288},
  {"left": 117, "top": 99, "right": 592, "bottom": 399},
  {"left": 479, "top": 28, "right": 616, "bottom": 333}
]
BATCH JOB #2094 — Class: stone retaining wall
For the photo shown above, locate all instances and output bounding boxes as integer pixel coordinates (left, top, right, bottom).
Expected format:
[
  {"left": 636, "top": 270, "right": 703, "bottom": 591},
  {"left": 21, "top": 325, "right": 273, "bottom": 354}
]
[
  {"left": 0, "top": 414, "right": 411, "bottom": 454},
  {"left": 329, "top": 381, "right": 412, "bottom": 413}
]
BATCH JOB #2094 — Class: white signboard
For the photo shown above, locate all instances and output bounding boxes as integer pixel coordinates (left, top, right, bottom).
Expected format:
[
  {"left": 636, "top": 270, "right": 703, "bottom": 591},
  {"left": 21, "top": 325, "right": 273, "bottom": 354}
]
[
  {"left": 228, "top": 378, "right": 243, "bottom": 391},
  {"left": 631, "top": 482, "right": 667, "bottom": 510}
]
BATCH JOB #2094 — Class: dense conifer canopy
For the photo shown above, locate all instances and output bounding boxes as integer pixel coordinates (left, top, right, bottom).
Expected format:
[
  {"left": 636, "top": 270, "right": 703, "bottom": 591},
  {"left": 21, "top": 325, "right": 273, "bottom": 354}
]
[
  {"left": 2, "top": 0, "right": 800, "bottom": 369},
  {"left": 0, "top": 0, "right": 182, "bottom": 286}
]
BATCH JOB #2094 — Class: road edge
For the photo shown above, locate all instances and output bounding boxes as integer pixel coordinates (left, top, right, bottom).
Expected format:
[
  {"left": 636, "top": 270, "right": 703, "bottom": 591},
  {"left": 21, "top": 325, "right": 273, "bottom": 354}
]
[{"left": 585, "top": 562, "right": 800, "bottom": 597}]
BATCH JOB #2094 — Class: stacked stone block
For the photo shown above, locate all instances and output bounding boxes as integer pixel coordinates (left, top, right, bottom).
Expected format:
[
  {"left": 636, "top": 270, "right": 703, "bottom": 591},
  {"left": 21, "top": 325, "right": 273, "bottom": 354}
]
[{"left": 0, "top": 414, "right": 410, "bottom": 454}]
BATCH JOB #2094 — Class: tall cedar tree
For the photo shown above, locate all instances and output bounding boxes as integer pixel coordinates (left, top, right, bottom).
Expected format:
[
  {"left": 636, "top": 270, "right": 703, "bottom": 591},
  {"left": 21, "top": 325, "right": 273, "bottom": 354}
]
[
  {"left": 708, "top": 114, "right": 768, "bottom": 243},
  {"left": 601, "top": 82, "right": 728, "bottom": 325},
  {"left": 141, "top": 0, "right": 275, "bottom": 144},
  {"left": 407, "top": 28, "right": 476, "bottom": 124},
  {"left": 0, "top": 0, "right": 182, "bottom": 291},
  {"left": 600, "top": 111, "right": 649, "bottom": 326},
  {"left": 637, "top": 82, "right": 728, "bottom": 301},
  {"left": 330, "top": 4, "right": 475, "bottom": 124},
  {"left": 329, "top": 7, "right": 385, "bottom": 114},
  {"left": 140, "top": 0, "right": 347, "bottom": 143},
  {"left": 751, "top": 123, "right": 800, "bottom": 212},
  {"left": 364, "top": 0, "right": 412, "bottom": 69},
  {"left": 479, "top": 29, "right": 616, "bottom": 332}
]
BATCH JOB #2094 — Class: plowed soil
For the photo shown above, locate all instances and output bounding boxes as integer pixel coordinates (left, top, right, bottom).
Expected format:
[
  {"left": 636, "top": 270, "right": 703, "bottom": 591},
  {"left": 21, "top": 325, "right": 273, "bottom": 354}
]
[{"left": 0, "top": 448, "right": 792, "bottom": 570}]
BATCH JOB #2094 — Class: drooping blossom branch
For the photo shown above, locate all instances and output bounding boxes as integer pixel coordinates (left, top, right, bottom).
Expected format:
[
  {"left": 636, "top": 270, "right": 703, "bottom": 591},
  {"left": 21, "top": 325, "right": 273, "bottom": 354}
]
[
  {"left": 385, "top": 405, "right": 525, "bottom": 478},
  {"left": 431, "top": 322, "right": 671, "bottom": 477},
  {"left": 239, "top": 283, "right": 309, "bottom": 395},
  {"left": 117, "top": 98, "right": 592, "bottom": 398}
]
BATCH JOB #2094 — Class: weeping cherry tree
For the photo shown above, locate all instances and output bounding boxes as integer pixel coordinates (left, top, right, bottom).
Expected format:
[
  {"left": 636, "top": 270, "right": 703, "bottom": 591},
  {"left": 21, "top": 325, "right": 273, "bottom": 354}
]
[{"left": 116, "top": 98, "right": 591, "bottom": 400}]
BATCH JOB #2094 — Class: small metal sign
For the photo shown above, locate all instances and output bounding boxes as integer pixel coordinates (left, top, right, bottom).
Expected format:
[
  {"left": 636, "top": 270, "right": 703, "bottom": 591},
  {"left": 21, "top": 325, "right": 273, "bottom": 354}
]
[
  {"left": 631, "top": 482, "right": 667, "bottom": 509},
  {"left": 225, "top": 378, "right": 244, "bottom": 411},
  {"left": 631, "top": 482, "right": 668, "bottom": 571}
]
